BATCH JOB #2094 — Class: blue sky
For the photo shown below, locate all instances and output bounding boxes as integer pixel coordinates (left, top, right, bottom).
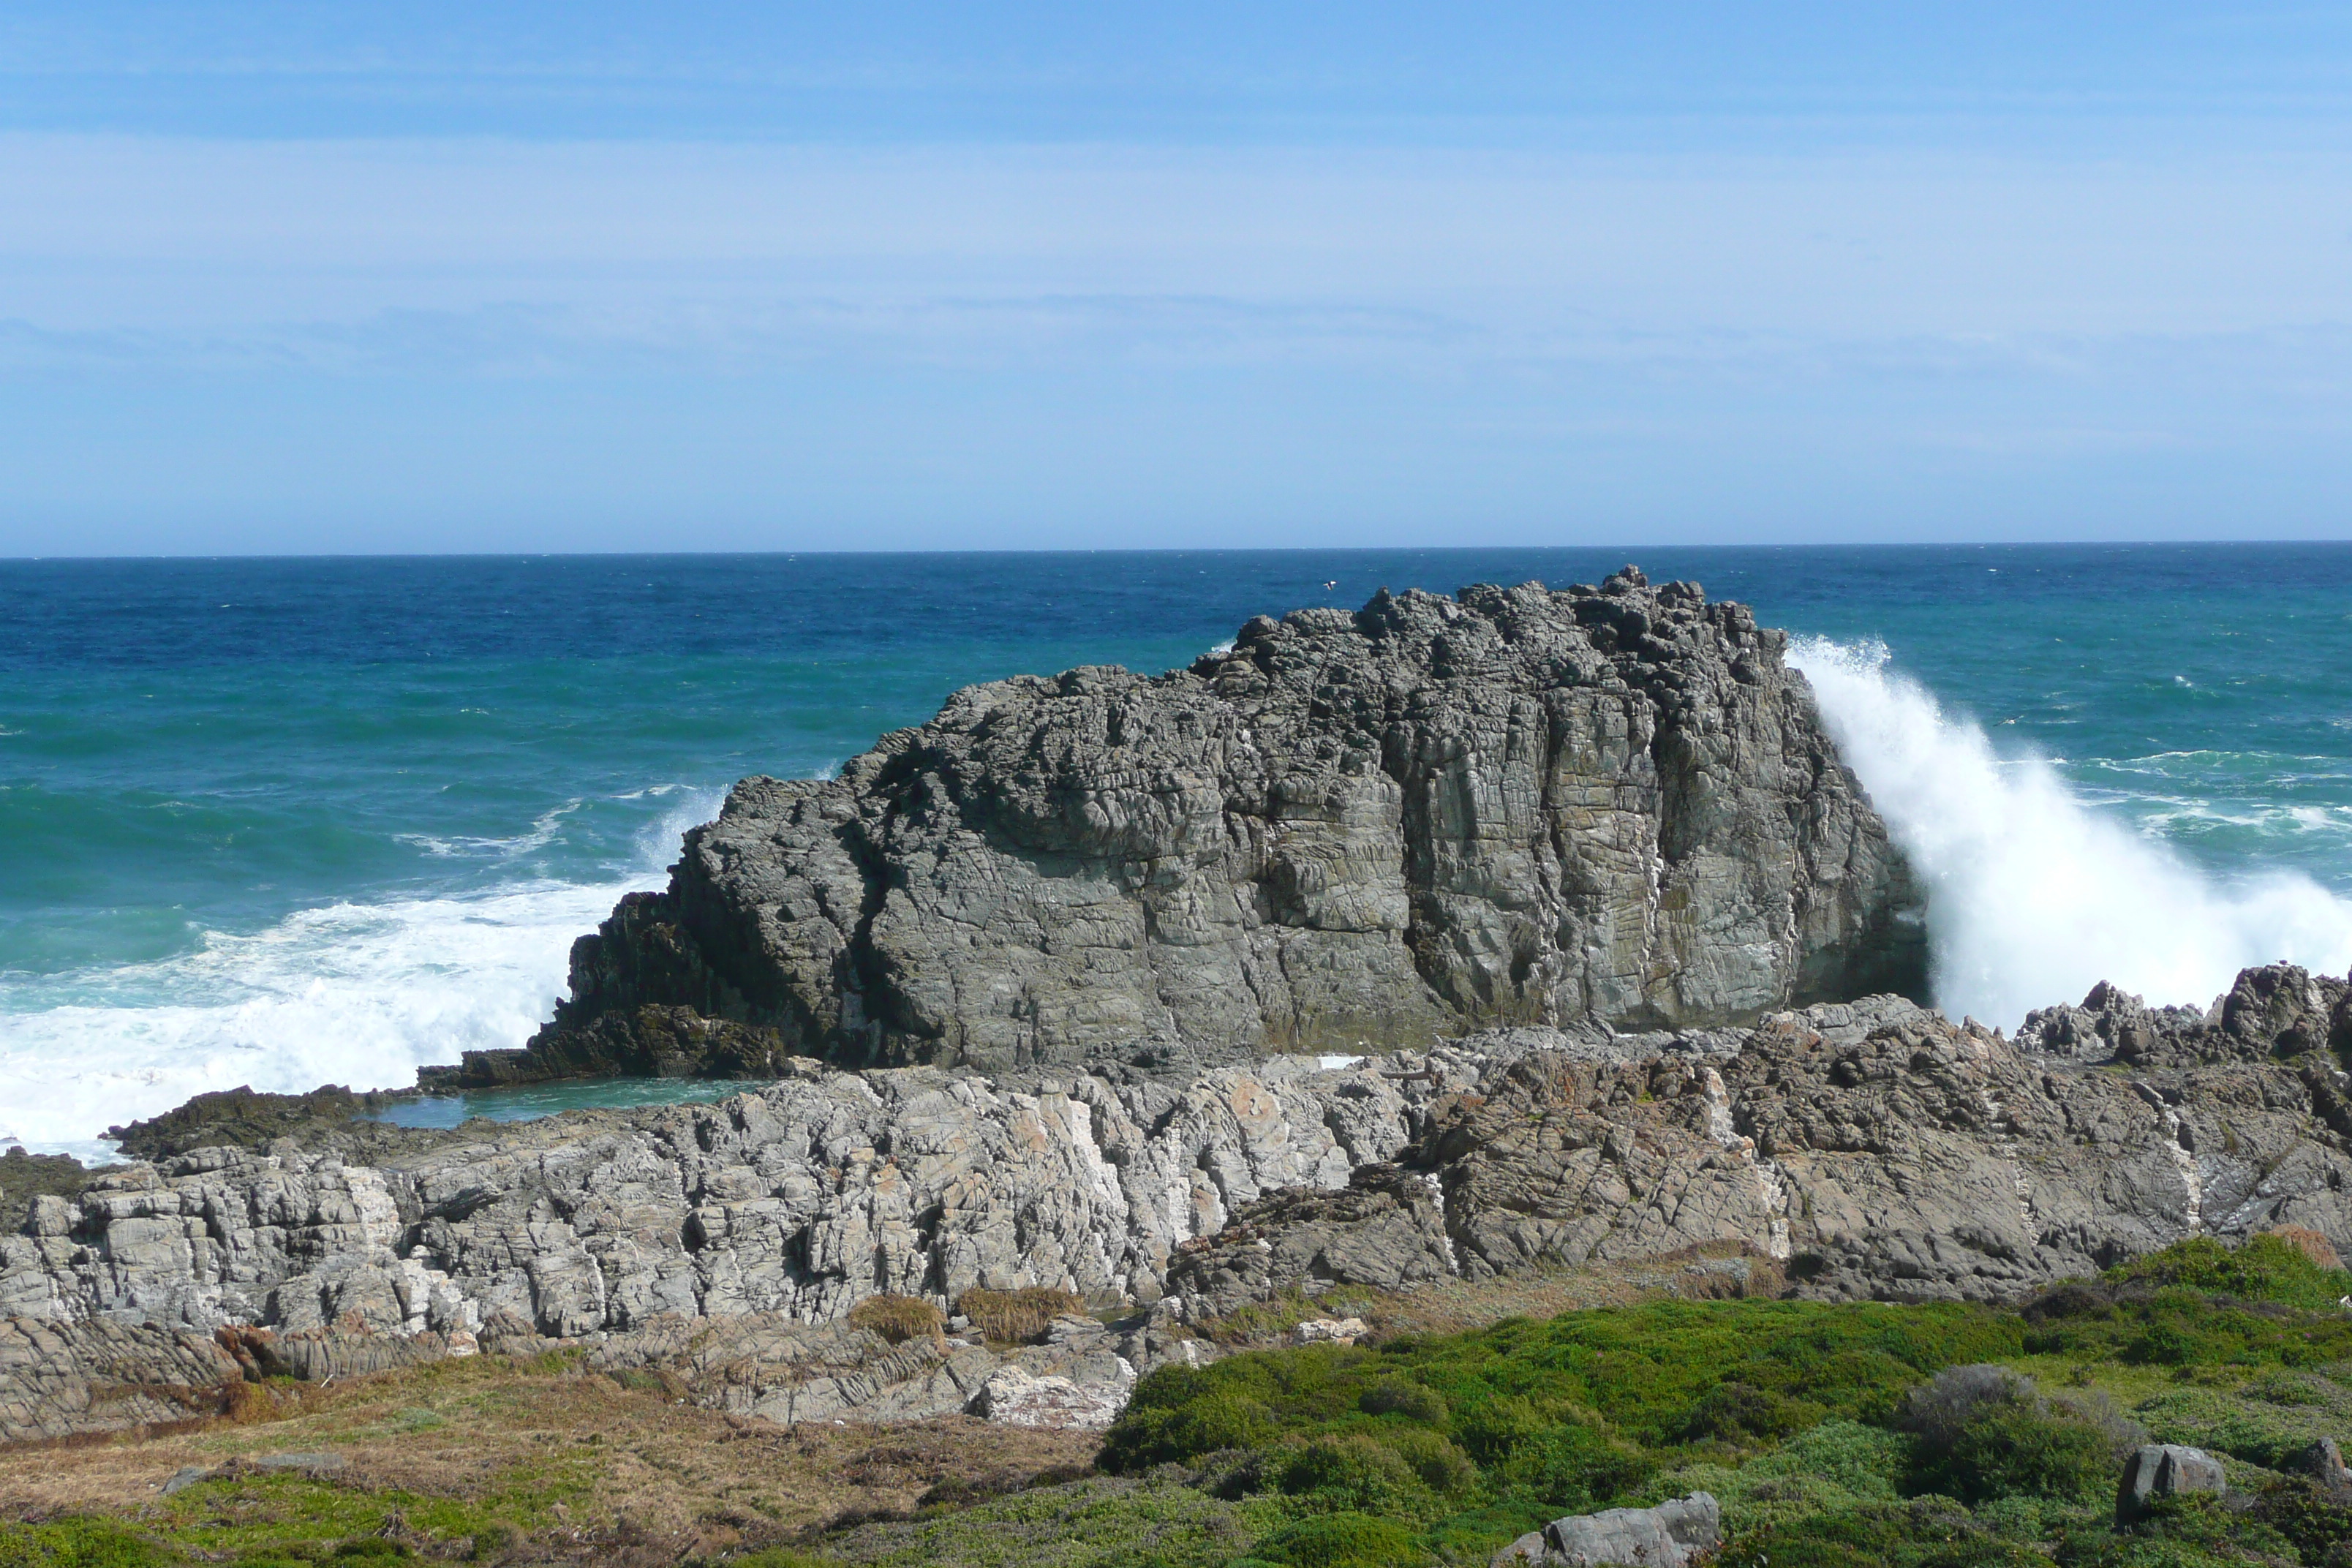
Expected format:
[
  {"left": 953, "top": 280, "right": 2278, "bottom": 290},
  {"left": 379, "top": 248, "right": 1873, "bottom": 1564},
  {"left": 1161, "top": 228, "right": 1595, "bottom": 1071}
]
[{"left": 3, "top": 3, "right": 2351, "bottom": 553}]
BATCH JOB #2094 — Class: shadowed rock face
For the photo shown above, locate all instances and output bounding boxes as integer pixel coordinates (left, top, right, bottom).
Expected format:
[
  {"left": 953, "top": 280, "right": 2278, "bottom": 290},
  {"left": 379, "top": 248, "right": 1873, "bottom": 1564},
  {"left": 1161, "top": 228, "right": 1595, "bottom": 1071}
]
[{"left": 471, "top": 567, "right": 1924, "bottom": 1082}]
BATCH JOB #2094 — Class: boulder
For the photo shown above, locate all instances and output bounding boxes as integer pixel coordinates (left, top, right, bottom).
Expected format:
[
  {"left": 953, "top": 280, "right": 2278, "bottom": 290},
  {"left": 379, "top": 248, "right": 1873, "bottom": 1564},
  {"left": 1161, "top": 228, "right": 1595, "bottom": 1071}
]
[
  {"left": 504, "top": 570, "right": 1926, "bottom": 1079},
  {"left": 1493, "top": 1491, "right": 1722, "bottom": 1567},
  {"left": 1292, "top": 1317, "right": 1370, "bottom": 1346},
  {"left": 972, "top": 1364, "right": 1131, "bottom": 1430},
  {"left": 2117, "top": 1443, "right": 2225, "bottom": 1525},
  {"left": 2298, "top": 1436, "right": 2352, "bottom": 1502}
]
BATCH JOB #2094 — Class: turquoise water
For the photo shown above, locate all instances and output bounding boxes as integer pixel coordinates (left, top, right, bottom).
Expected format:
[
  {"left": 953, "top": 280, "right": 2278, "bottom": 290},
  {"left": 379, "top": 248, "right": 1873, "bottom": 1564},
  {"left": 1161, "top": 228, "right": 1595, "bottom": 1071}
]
[
  {"left": 5, "top": 546, "right": 2351, "bottom": 1155},
  {"left": 364, "top": 1077, "right": 766, "bottom": 1131}
]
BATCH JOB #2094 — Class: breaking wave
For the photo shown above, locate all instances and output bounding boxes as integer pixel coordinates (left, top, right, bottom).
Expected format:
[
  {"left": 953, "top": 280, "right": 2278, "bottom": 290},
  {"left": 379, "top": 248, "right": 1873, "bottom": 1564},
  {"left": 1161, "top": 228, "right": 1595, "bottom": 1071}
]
[
  {"left": 1790, "top": 638, "right": 2352, "bottom": 1032},
  {"left": 0, "top": 788, "right": 720, "bottom": 1161}
]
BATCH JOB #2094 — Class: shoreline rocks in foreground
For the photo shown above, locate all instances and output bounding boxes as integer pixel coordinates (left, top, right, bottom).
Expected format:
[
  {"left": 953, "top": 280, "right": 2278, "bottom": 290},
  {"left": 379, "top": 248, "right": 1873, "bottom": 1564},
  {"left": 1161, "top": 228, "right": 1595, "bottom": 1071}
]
[
  {"left": 14, "top": 965, "right": 2352, "bottom": 1445},
  {"left": 439, "top": 567, "right": 1926, "bottom": 1087}
]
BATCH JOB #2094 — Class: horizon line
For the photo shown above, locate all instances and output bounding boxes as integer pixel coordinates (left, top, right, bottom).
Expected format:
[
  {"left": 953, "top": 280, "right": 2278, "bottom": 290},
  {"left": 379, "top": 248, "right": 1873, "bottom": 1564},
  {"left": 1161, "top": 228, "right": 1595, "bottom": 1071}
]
[{"left": 7, "top": 538, "right": 2351, "bottom": 565}]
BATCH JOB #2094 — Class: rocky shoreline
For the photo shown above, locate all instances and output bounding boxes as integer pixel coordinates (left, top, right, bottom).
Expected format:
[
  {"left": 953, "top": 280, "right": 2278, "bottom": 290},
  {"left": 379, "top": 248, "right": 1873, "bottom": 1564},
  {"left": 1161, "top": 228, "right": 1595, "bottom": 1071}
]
[
  {"left": 12, "top": 965, "right": 2352, "bottom": 1445},
  {"left": 11, "top": 572, "right": 2352, "bottom": 1468}
]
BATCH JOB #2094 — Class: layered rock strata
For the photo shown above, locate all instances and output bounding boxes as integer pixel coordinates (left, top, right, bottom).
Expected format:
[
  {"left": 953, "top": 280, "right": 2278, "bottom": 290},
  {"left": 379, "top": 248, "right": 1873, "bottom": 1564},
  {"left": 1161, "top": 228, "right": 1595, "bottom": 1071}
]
[
  {"left": 13, "top": 966, "right": 2352, "bottom": 1442},
  {"left": 455, "top": 568, "right": 1926, "bottom": 1084}
]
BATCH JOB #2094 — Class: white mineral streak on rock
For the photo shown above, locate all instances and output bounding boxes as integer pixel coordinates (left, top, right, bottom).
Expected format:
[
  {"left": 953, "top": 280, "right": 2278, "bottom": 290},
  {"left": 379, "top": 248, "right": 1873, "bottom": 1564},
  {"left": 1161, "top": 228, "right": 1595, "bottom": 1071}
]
[{"left": 1698, "top": 1062, "right": 1794, "bottom": 1260}]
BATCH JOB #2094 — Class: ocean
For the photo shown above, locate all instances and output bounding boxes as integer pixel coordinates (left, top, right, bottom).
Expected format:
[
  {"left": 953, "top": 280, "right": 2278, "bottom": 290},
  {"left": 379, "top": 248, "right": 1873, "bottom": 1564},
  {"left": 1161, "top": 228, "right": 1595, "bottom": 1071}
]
[{"left": 6, "top": 545, "right": 2352, "bottom": 1159}]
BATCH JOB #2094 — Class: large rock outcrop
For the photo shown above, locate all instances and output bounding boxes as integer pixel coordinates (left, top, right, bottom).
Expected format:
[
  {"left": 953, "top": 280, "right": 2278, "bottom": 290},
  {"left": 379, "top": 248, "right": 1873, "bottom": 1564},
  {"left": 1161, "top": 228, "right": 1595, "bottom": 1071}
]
[{"left": 457, "top": 568, "right": 1924, "bottom": 1083}]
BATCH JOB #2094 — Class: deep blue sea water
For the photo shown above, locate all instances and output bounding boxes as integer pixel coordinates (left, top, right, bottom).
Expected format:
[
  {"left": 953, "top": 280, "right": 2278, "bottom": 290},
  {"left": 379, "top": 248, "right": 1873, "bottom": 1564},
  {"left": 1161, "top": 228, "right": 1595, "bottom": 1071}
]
[{"left": 7, "top": 545, "right": 2352, "bottom": 1156}]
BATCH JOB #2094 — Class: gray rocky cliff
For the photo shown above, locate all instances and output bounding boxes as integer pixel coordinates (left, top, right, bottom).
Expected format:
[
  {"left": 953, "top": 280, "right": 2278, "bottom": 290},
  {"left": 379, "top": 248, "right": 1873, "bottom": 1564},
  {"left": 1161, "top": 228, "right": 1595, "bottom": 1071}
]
[
  {"left": 15, "top": 966, "right": 2352, "bottom": 1444},
  {"left": 456, "top": 567, "right": 1925, "bottom": 1085}
]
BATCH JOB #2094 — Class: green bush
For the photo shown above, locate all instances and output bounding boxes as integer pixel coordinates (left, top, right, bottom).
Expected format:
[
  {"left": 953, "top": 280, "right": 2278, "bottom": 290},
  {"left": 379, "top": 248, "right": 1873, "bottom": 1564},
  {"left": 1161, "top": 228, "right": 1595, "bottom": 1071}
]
[
  {"left": 1249, "top": 1512, "right": 1428, "bottom": 1568},
  {"left": 1723, "top": 1499, "right": 2051, "bottom": 1568},
  {"left": 1270, "top": 1435, "right": 1437, "bottom": 1519},
  {"left": 2052, "top": 1492, "right": 2300, "bottom": 1567},
  {"left": 1359, "top": 1380, "right": 1449, "bottom": 1426},
  {"left": 1897, "top": 1365, "right": 2119, "bottom": 1507},
  {"left": 2133, "top": 1383, "right": 2342, "bottom": 1469},
  {"left": 0, "top": 1520, "right": 178, "bottom": 1568},
  {"left": 1495, "top": 1422, "right": 1655, "bottom": 1515},
  {"left": 2247, "top": 1481, "right": 2352, "bottom": 1564},
  {"left": 1375, "top": 1427, "right": 1478, "bottom": 1499},
  {"left": 2106, "top": 1235, "right": 2352, "bottom": 1313},
  {"left": 1681, "top": 1380, "right": 1828, "bottom": 1444},
  {"left": 1099, "top": 1386, "right": 1278, "bottom": 1469},
  {"left": 1451, "top": 1394, "right": 1597, "bottom": 1467},
  {"left": 1931, "top": 1402, "right": 2115, "bottom": 1507}
]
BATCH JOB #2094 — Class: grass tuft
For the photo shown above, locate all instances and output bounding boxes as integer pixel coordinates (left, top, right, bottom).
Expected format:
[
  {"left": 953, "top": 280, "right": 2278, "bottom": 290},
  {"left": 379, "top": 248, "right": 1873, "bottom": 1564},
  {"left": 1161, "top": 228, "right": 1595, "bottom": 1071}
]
[
  {"left": 955, "top": 1287, "right": 1085, "bottom": 1345},
  {"left": 845, "top": 1295, "right": 946, "bottom": 1348}
]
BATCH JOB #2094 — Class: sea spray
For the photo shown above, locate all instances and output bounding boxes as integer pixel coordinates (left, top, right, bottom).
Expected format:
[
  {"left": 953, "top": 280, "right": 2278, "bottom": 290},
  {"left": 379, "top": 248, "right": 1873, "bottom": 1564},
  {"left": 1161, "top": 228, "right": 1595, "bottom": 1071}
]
[
  {"left": 1791, "top": 637, "right": 2352, "bottom": 1030},
  {"left": 0, "top": 787, "right": 722, "bottom": 1159}
]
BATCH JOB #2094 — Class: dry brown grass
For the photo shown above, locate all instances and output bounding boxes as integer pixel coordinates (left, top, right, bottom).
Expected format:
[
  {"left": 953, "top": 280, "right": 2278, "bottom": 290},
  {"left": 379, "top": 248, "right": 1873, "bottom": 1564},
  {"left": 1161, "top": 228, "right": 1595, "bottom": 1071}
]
[
  {"left": 1192, "top": 1240, "right": 1795, "bottom": 1347},
  {"left": 955, "top": 1287, "right": 1085, "bottom": 1345},
  {"left": 2266, "top": 1223, "right": 2344, "bottom": 1269},
  {"left": 845, "top": 1294, "right": 946, "bottom": 1347},
  {"left": 0, "top": 1348, "right": 1096, "bottom": 1561}
]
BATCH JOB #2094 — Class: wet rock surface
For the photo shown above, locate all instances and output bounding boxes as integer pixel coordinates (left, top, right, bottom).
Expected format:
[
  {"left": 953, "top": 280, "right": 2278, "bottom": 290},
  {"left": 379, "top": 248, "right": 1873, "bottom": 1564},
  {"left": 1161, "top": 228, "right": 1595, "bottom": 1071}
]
[
  {"left": 105, "top": 1085, "right": 464, "bottom": 1165},
  {"left": 499, "top": 570, "right": 1925, "bottom": 1082}
]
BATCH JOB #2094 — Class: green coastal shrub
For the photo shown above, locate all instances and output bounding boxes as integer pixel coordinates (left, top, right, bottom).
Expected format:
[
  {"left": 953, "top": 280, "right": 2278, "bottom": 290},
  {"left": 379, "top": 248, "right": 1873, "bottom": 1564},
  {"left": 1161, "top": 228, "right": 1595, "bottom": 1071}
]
[
  {"left": 1896, "top": 1365, "right": 2122, "bottom": 1507},
  {"left": 1099, "top": 1376, "right": 1279, "bottom": 1469},
  {"left": 2052, "top": 1492, "right": 2302, "bottom": 1567},
  {"left": 1269, "top": 1435, "right": 1437, "bottom": 1519},
  {"left": 1375, "top": 1428, "right": 1478, "bottom": 1499},
  {"left": 1680, "top": 1379, "right": 1828, "bottom": 1445},
  {"left": 0, "top": 1518, "right": 176, "bottom": 1568},
  {"left": 1248, "top": 1512, "right": 1427, "bottom": 1568},
  {"left": 2133, "top": 1382, "right": 2344, "bottom": 1469},
  {"left": 2106, "top": 1234, "right": 2352, "bottom": 1313},
  {"left": 1451, "top": 1393, "right": 1600, "bottom": 1467},
  {"left": 1494, "top": 1422, "right": 1655, "bottom": 1515},
  {"left": 1722, "top": 1499, "right": 2050, "bottom": 1568},
  {"left": 1358, "top": 1380, "right": 1448, "bottom": 1426}
]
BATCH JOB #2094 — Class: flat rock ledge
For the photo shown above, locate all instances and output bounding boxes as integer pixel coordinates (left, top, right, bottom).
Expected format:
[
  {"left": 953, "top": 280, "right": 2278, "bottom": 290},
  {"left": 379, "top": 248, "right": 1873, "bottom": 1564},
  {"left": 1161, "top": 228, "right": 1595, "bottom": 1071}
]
[{"left": 12, "top": 966, "right": 2352, "bottom": 1443}]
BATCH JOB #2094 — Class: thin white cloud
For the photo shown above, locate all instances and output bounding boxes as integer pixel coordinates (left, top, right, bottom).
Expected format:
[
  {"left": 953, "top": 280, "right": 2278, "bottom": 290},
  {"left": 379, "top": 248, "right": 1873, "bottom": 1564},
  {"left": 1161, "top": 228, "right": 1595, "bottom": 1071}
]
[{"left": 4, "top": 135, "right": 2351, "bottom": 342}]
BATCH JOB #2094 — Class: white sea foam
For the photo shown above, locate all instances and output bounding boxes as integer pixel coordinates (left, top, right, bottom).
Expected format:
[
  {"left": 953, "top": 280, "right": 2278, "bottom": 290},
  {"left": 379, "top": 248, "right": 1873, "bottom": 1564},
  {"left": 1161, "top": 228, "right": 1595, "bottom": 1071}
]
[
  {"left": 1790, "top": 638, "right": 2352, "bottom": 1033},
  {"left": 0, "top": 788, "right": 721, "bottom": 1161}
]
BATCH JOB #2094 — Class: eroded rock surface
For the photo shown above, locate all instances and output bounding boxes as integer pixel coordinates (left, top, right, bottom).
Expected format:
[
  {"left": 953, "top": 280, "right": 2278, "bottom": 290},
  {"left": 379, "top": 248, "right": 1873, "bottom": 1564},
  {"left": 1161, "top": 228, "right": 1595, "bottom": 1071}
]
[
  {"left": 15, "top": 968, "right": 2352, "bottom": 1442},
  {"left": 465, "top": 569, "right": 1924, "bottom": 1084}
]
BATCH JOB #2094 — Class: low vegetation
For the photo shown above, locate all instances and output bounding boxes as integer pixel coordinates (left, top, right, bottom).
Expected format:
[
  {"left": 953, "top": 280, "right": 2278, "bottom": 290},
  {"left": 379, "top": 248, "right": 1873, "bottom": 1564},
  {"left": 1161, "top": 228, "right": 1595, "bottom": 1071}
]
[
  {"left": 12, "top": 1235, "right": 2352, "bottom": 1567},
  {"left": 844, "top": 1296, "right": 946, "bottom": 1348},
  {"left": 955, "top": 1288, "right": 1088, "bottom": 1346}
]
